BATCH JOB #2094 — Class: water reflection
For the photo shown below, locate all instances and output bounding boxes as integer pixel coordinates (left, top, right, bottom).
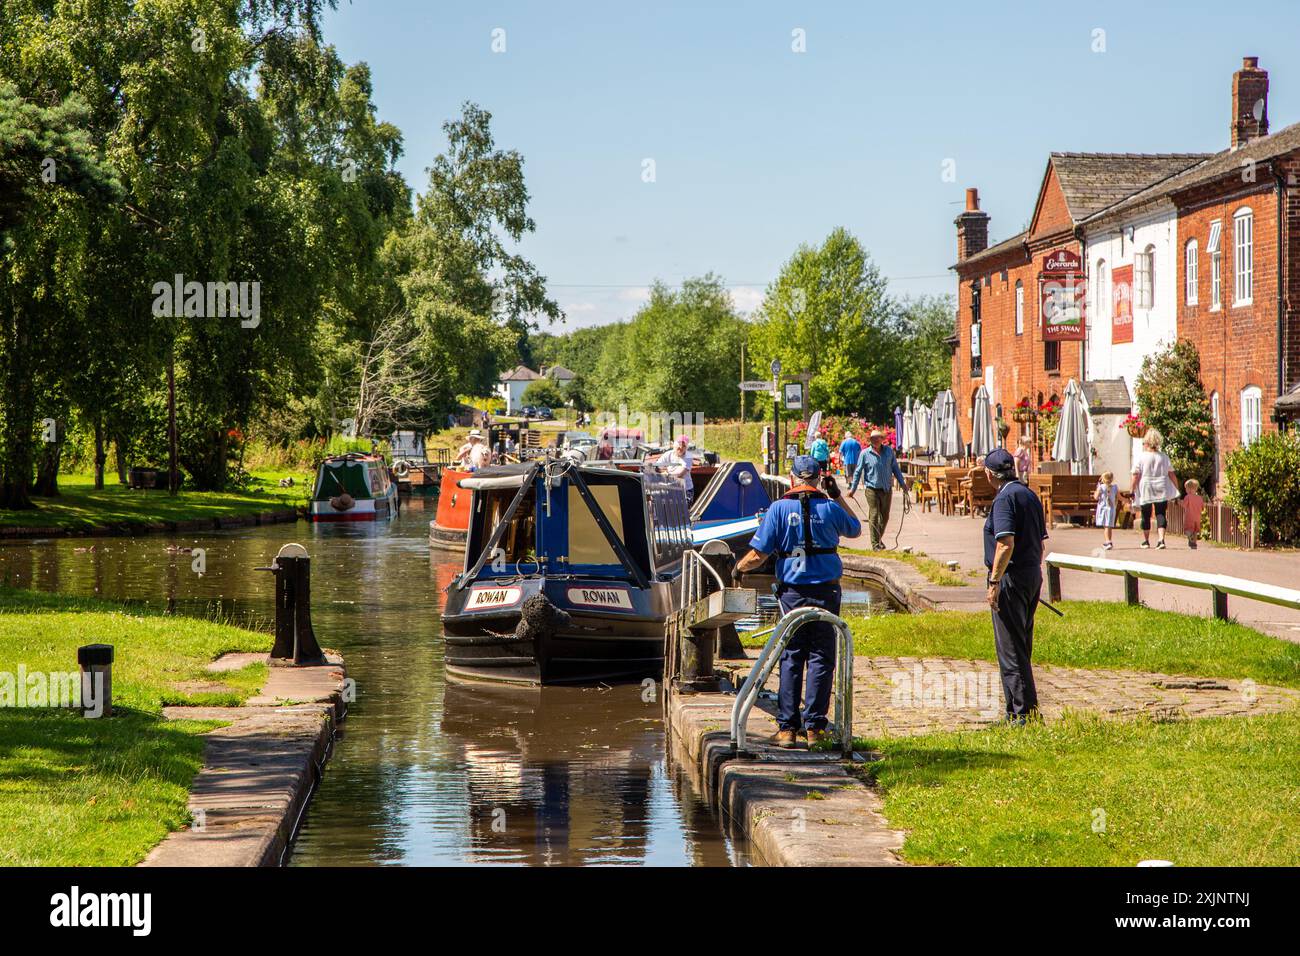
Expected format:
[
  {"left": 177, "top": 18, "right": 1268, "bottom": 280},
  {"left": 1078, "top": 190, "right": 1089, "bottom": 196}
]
[{"left": 0, "top": 497, "right": 743, "bottom": 866}]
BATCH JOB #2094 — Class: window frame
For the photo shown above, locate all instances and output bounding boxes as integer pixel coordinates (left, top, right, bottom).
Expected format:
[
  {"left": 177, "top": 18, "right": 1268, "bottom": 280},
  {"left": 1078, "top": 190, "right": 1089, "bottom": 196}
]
[
  {"left": 1134, "top": 245, "right": 1155, "bottom": 309},
  {"left": 1240, "top": 385, "right": 1262, "bottom": 447},
  {"left": 1233, "top": 208, "right": 1253, "bottom": 306},
  {"left": 1185, "top": 239, "right": 1198, "bottom": 305},
  {"left": 1014, "top": 279, "right": 1024, "bottom": 335}
]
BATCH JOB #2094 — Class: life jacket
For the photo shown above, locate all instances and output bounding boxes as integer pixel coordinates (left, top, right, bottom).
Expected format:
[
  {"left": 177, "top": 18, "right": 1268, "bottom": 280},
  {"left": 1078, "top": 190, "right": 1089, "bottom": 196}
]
[{"left": 776, "top": 485, "right": 838, "bottom": 562}]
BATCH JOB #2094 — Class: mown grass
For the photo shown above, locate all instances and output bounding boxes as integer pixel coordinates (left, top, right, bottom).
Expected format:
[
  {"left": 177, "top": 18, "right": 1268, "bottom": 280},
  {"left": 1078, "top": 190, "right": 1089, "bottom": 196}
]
[
  {"left": 843, "top": 546, "right": 970, "bottom": 587},
  {"left": 857, "top": 711, "right": 1300, "bottom": 866},
  {"left": 846, "top": 600, "right": 1300, "bottom": 689},
  {"left": 0, "top": 473, "right": 308, "bottom": 531},
  {"left": 0, "top": 586, "right": 271, "bottom": 865}
]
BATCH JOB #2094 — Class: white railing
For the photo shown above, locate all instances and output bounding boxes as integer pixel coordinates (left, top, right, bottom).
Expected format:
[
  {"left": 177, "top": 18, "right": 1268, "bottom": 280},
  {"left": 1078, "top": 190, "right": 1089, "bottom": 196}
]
[
  {"left": 1044, "top": 551, "right": 1300, "bottom": 618},
  {"left": 730, "top": 607, "right": 854, "bottom": 759}
]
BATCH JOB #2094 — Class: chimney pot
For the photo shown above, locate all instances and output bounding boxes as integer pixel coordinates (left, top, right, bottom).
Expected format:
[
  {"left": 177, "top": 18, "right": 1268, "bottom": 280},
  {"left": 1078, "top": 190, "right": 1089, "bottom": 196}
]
[
  {"left": 1232, "top": 56, "right": 1269, "bottom": 149},
  {"left": 955, "top": 187, "right": 990, "bottom": 262}
]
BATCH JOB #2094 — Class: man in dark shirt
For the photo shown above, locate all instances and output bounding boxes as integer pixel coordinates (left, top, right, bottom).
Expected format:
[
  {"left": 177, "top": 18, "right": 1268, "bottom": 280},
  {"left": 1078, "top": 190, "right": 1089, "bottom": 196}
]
[{"left": 981, "top": 448, "right": 1048, "bottom": 723}]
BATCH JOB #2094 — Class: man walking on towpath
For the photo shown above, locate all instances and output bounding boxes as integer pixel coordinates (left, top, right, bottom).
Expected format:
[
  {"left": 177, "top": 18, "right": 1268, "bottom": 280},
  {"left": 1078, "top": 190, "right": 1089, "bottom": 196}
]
[
  {"left": 735, "top": 456, "right": 860, "bottom": 749},
  {"left": 838, "top": 430, "right": 861, "bottom": 484},
  {"left": 849, "top": 429, "right": 906, "bottom": 550}
]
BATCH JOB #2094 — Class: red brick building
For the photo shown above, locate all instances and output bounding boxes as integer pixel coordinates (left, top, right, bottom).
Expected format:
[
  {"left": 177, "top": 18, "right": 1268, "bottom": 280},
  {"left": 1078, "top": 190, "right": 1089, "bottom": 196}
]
[{"left": 950, "top": 57, "right": 1300, "bottom": 486}]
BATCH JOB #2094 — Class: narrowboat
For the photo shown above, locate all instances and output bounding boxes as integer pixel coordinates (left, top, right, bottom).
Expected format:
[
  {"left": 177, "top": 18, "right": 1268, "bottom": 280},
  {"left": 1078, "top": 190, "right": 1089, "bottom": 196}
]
[
  {"left": 429, "top": 467, "right": 473, "bottom": 549},
  {"left": 440, "top": 459, "right": 692, "bottom": 685},
  {"left": 687, "top": 460, "right": 772, "bottom": 556},
  {"left": 309, "top": 453, "right": 399, "bottom": 522}
]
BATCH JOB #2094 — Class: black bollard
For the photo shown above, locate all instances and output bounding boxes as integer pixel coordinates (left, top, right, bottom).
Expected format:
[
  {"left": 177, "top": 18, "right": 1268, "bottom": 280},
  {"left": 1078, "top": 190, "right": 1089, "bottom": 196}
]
[
  {"left": 262, "top": 544, "right": 327, "bottom": 665},
  {"left": 77, "top": 643, "right": 113, "bottom": 718}
]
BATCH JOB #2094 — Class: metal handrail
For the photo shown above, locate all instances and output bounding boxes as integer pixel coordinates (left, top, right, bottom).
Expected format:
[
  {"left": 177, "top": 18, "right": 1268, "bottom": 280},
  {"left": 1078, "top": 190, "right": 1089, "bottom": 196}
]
[
  {"left": 730, "top": 606, "right": 854, "bottom": 759},
  {"left": 680, "top": 548, "right": 727, "bottom": 610}
]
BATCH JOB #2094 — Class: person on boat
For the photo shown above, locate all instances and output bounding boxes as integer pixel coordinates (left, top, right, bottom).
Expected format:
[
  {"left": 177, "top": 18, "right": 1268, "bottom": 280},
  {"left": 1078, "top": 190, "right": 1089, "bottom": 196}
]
[
  {"left": 455, "top": 430, "right": 492, "bottom": 471},
  {"left": 734, "top": 455, "right": 860, "bottom": 749},
  {"left": 656, "top": 434, "right": 695, "bottom": 505}
]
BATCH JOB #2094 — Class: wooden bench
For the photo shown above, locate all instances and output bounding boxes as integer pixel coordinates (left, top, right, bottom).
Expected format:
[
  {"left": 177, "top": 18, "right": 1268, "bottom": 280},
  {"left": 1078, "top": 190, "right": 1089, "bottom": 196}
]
[
  {"left": 1030, "top": 473, "right": 1100, "bottom": 527},
  {"left": 964, "top": 469, "right": 998, "bottom": 516}
]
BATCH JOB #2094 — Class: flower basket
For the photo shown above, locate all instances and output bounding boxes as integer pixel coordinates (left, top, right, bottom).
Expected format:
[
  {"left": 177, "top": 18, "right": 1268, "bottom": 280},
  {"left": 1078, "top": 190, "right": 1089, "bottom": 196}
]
[{"left": 1122, "top": 414, "right": 1147, "bottom": 439}]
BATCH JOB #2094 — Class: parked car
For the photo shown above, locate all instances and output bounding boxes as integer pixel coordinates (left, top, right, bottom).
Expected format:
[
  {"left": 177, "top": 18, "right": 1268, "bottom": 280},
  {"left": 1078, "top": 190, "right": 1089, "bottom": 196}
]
[{"left": 536, "top": 406, "right": 553, "bottom": 420}]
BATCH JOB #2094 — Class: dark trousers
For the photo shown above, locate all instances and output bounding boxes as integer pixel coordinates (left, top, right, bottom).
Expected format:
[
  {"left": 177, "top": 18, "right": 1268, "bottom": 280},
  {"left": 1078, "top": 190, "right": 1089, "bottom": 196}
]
[
  {"left": 864, "top": 487, "right": 891, "bottom": 547},
  {"left": 845, "top": 461, "right": 857, "bottom": 483},
  {"left": 1140, "top": 500, "right": 1168, "bottom": 530},
  {"left": 776, "top": 582, "right": 841, "bottom": 731},
  {"left": 992, "top": 574, "right": 1040, "bottom": 717}
]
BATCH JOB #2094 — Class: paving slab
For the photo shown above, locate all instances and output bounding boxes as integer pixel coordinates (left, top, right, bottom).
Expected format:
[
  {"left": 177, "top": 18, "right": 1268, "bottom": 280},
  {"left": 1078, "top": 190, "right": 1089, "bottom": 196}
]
[{"left": 140, "top": 653, "right": 346, "bottom": 867}]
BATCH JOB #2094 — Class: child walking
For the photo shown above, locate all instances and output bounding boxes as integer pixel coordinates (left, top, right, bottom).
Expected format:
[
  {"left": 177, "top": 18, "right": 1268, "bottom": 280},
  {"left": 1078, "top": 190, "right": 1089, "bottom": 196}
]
[
  {"left": 1094, "top": 470, "right": 1119, "bottom": 549},
  {"left": 1182, "top": 479, "right": 1205, "bottom": 549}
]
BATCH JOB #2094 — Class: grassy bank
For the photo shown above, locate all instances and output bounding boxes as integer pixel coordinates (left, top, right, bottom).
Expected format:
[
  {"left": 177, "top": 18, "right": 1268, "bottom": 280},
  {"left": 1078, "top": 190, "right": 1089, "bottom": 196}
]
[
  {"left": 858, "top": 710, "right": 1300, "bottom": 866},
  {"left": 0, "top": 473, "right": 308, "bottom": 533},
  {"left": 844, "top": 546, "right": 970, "bottom": 587},
  {"left": 0, "top": 587, "right": 269, "bottom": 865},
  {"left": 847, "top": 601, "right": 1300, "bottom": 689}
]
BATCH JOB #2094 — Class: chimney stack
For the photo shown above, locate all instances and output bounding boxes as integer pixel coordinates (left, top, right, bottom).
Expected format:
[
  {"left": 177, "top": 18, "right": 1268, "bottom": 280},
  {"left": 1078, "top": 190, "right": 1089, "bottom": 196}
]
[
  {"left": 955, "top": 187, "right": 990, "bottom": 261},
  {"left": 1231, "top": 56, "right": 1269, "bottom": 149}
]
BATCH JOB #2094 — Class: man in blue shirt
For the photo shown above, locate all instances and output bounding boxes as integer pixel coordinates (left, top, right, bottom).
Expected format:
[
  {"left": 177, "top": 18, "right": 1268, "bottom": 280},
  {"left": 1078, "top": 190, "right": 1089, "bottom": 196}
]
[
  {"left": 981, "top": 448, "right": 1049, "bottom": 723},
  {"left": 735, "top": 456, "right": 861, "bottom": 748},
  {"left": 848, "top": 429, "right": 907, "bottom": 550},
  {"left": 838, "top": 430, "right": 862, "bottom": 484}
]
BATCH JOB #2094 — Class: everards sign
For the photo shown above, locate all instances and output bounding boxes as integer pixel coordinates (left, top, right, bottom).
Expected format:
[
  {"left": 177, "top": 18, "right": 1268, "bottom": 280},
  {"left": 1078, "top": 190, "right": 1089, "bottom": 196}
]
[{"left": 1039, "top": 249, "right": 1087, "bottom": 342}]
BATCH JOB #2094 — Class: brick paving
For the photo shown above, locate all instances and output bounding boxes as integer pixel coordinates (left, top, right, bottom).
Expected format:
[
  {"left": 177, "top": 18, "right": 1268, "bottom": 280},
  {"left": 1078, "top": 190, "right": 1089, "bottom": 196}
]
[
  {"left": 727, "top": 652, "right": 1300, "bottom": 739},
  {"left": 840, "top": 487, "right": 1300, "bottom": 642}
]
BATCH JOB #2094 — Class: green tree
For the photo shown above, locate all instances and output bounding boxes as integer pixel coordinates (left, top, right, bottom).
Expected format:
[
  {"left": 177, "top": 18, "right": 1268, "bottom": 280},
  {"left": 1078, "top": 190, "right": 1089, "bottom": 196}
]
[
  {"left": 522, "top": 378, "right": 565, "bottom": 409},
  {"left": 897, "top": 294, "right": 956, "bottom": 401},
  {"left": 1135, "top": 340, "right": 1216, "bottom": 489},
  {"left": 748, "top": 228, "right": 902, "bottom": 419}
]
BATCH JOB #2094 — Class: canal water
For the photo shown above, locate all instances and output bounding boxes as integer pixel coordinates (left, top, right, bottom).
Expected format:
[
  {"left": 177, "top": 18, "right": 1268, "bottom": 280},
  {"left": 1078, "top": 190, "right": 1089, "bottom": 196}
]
[{"left": 0, "top": 499, "right": 892, "bottom": 866}]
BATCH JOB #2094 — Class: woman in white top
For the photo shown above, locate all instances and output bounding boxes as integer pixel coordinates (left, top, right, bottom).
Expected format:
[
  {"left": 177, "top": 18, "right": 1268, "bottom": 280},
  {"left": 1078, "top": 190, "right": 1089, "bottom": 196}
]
[{"left": 1130, "top": 427, "right": 1179, "bottom": 550}]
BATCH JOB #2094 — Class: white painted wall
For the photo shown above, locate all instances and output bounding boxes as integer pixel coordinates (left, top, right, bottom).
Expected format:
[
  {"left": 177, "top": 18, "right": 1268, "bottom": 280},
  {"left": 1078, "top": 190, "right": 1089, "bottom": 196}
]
[
  {"left": 496, "top": 379, "right": 532, "bottom": 413},
  {"left": 1084, "top": 200, "right": 1180, "bottom": 402}
]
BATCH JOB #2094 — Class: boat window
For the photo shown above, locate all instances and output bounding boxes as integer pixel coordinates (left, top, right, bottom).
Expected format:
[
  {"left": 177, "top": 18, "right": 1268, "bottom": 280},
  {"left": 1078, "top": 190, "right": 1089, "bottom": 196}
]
[
  {"left": 567, "top": 484, "right": 625, "bottom": 565},
  {"left": 481, "top": 488, "right": 536, "bottom": 569}
]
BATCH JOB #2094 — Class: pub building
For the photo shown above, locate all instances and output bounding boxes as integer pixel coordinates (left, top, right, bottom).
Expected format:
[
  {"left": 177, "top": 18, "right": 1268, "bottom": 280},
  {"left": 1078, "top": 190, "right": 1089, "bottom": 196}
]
[{"left": 950, "top": 56, "right": 1300, "bottom": 489}]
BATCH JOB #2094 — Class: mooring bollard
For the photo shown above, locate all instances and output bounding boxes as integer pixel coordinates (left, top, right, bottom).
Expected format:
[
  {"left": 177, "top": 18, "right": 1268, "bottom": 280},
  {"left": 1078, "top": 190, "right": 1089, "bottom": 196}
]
[
  {"left": 77, "top": 643, "right": 113, "bottom": 718},
  {"left": 256, "top": 543, "right": 326, "bottom": 666}
]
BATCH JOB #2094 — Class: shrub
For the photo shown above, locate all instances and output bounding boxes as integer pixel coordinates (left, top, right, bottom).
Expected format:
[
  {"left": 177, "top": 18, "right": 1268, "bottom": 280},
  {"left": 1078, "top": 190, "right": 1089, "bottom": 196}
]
[
  {"left": 521, "top": 378, "right": 565, "bottom": 409},
  {"left": 1134, "top": 340, "right": 1216, "bottom": 489},
  {"left": 1225, "top": 431, "right": 1300, "bottom": 544}
]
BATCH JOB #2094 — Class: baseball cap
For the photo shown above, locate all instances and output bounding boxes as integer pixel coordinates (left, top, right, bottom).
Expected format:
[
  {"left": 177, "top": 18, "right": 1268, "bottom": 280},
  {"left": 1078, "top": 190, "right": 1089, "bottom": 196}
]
[
  {"left": 984, "top": 448, "right": 1016, "bottom": 477},
  {"left": 791, "top": 455, "right": 822, "bottom": 480}
]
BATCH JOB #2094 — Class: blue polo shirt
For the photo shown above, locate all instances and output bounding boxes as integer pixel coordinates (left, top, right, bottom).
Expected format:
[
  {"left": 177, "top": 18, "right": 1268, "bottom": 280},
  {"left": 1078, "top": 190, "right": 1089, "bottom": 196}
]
[
  {"left": 750, "top": 493, "right": 861, "bottom": 584},
  {"left": 983, "top": 480, "right": 1048, "bottom": 583},
  {"left": 858, "top": 445, "right": 907, "bottom": 491},
  {"left": 839, "top": 436, "right": 862, "bottom": 466}
]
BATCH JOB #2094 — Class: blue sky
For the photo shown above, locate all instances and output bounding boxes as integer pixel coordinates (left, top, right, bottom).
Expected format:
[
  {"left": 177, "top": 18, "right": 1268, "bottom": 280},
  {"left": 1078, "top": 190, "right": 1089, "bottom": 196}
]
[{"left": 321, "top": 0, "right": 1295, "bottom": 329}]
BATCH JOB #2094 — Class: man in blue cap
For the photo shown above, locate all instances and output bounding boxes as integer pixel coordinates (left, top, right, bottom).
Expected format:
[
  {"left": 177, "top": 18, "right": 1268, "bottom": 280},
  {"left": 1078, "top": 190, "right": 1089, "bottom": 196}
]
[
  {"left": 981, "top": 447, "right": 1048, "bottom": 723},
  {"left": 734, "top": 455, "right": 861, "bottom": 748}
]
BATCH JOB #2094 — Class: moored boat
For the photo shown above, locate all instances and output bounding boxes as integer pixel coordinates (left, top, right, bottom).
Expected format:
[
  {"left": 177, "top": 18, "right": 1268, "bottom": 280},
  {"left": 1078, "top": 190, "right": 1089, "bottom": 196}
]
[
  {"left": 429, "top": 466, "right": 473, "bottom": 549},
  {"left": 440, "top": 459, "right": 691, "bottom": 685},
  {"left": 309, "top": 453, "right": 398, "bottom": 522}
]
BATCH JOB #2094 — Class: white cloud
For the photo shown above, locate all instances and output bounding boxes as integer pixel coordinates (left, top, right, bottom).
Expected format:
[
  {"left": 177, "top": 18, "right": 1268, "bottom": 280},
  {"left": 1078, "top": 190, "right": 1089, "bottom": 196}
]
[{"left": 730, "top": 286, "right": 765, "bottom": 313}]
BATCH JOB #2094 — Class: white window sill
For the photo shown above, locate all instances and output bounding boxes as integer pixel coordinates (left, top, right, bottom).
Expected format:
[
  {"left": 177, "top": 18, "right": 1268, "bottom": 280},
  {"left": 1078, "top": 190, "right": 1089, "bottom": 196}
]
[
  {"left": 1232, "top": 299, "right": 1254, "bottom": 308},
  {"left": 1209, "top": 303, "right": 1221, "bottom": 312}
]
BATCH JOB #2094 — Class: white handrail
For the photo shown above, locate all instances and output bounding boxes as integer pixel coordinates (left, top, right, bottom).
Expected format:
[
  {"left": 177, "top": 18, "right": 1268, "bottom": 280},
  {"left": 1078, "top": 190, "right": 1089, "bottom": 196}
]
[
  {"left": 1045, "top": 551, "right": 1300, "bottom": 612},
  {"left": 730, "top": 606, "right": 854, "bottom": 759}
]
